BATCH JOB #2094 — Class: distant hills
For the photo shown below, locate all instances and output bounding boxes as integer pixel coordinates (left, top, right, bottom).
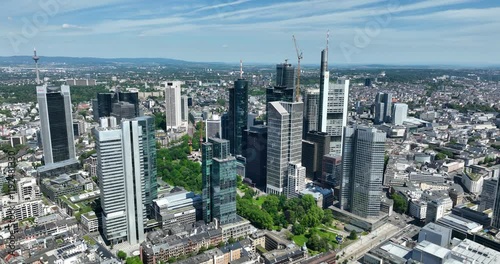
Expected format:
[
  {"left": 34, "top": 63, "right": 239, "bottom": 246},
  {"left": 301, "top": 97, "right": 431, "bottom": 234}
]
[{"left": 0, "top": 56, "right": 498, "bottom": 69}]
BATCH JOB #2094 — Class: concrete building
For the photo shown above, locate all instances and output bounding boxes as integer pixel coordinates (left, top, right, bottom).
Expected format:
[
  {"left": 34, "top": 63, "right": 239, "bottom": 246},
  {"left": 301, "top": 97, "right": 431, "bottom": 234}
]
[
  {"left": 418, "top": 222, "right": 452, "bottom": 247},
  {"left": 164, "top": 81, "right": 183, "bottom": 130},
  {"left": 340, "top": 126, "right": 386, "bottom": 218},
  {"left": 412, "top": 240, "right": 451, "bottom": 264},
  {"left": 202, "top": 138, "right": 237, "bottom": 225},
  {"left": 266, "top": 101, "right": 305, "bottom": 197},
  {"left": 452, "top": 205, "right": 492, "bottom": 227},
  {"left": 426, "top": 197, "right": 453, "bottom": 224},
  {"left": 321, "top": 154, "right": 342, "bottom": 189},
  {"left": 16, "top": 177, "right": 41, "bottom": 202},
  {"left": 462, "top": 171, "right": 485, "bottom": 194},
  {"left": 153, "top": 189, "right": 201, "bottom": 230},
  {"left": 36, "top": 84, "right": 76, "bottom": 167},
  {"left": 374, "top": 92, "right": 392, "bottom": 124},
  {"left": 392, "top": 103, "right": 408, "bottom": 125},
  {"left": 81, "top": 211, "right": 99, "bottom": 232}
]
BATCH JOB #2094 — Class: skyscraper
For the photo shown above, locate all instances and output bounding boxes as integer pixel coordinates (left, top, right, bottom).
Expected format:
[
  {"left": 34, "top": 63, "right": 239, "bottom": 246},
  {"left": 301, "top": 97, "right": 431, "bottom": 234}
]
[
  {"left": 276, "top": 62, "right": 295, "bottom": 89},
  {"left": 340, "top": 126, "right": 385, "bottom": 218},
  {"left": 94, "top": 91, "right": 140, "bottom": 121},
  {"left": 181, "top": 95, "right": 189, "bottom": 122},
  {"left": 491, "top": 178, "right": 500, "bottom": 228},
  {"left": 480, "top": 177, "right": 498, "bottom": 212},
  {"left": 136, "top": 116, "right": 158, "bottom": 217},
  {"left": 319, "top": 78, "right": 349, "bottom": 155},
  {"left": 374, "top": 92, "right": 392, "bottom": 124},
  {"left": 392, "top": 103, "right": 408, "bottom": 125},
  {"left": 304, "top": 89, "right": 320, "bottom": 137},
  {"left": 228, "top": 78, "right": 248, "bottom": 156},
  {"left": 266, "top": 101, "right": 305, "bottom": 197},
  {"left": 302, "top": 131, "right": 330, "bottom": 180},
  {"left": 318, "top": 48, "right": 330, "bottom": 135},
  {"left": 95, "top": 119, "right": 148, "bottom": 245},
  {"left": 206, "top": 115, "right": 222, "bottom": 140},
  {"left": 164, "top": 81, "right": 183, "bottom": 130},
  {"left": 37, "top": 84, "right": 76, "bottom": 165},
  {"left": 243, "top": 125, "right": 267, "bottom": 189},
  {"left": 202, "top": 138, "right": 237, "bottom": 225}
]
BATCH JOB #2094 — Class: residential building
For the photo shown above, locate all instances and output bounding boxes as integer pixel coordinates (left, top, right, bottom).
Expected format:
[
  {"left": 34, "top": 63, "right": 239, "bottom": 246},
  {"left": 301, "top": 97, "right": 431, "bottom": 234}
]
[
  {"left": 81, "top": 211, "right": 99, "bottom": 232},
  {"left": 16, "top": 177, "right": 41, "bottom": 202}
]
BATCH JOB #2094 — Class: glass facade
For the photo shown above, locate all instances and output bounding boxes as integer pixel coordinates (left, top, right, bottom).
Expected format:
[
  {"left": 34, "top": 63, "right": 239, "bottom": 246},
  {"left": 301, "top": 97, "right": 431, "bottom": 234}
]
[
  {"left": 202, "top": 138, "right": 237, "bottom": 225},
  {"left": 46, "top": 93, "right": 70, "bottom": 162},
  {"left": 228, "top": 79, "right": 248, "bottom": 156}
]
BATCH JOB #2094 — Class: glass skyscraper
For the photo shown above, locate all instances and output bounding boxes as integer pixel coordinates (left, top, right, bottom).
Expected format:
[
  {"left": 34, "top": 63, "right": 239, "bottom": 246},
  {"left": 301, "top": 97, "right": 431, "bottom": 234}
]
[
  {"left": 37, "top": 84, "right": 76, "bottom": 165},
  {"left": 136, "top": 116, "right": 158, "bottom": 217},
  {"left": 340, "top": 126, "right": 386, "bottom": 218},
  {"left": 228, "top": 78, "right": 249, "bottom": 156},
  {"left": 202, "top": 138, "right": 237, "bottom": 225}
]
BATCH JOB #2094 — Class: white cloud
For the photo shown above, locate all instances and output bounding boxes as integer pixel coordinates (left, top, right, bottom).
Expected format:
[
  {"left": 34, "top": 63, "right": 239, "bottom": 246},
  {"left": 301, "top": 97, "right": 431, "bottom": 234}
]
[
  {"left": 192, "top": 0, "right": 251, "bottom": 13},
  {"left": 62, "top": 23, "right": 89, "bottom": 30}
]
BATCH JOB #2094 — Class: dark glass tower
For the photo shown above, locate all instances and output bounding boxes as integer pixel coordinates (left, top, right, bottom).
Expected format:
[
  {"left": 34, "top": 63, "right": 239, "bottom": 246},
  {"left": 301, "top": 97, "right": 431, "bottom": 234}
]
[
  {"left": 228, "top": 78, "right": 249, "bottom": 156},
  {"left": 37, "top": 85, "right": 76, "bottom": 164},
  {"left": 276, "top": 62, "right": 295, "bottom": 89},
  {"left": 243, "top": 125, "right": 268, "bottom": 189},
  {"left": 94, "top": 91, "right": 140, "bottom": 121},
  {"left": 202, "top": 138, "right": 237, "bottom": 225}
]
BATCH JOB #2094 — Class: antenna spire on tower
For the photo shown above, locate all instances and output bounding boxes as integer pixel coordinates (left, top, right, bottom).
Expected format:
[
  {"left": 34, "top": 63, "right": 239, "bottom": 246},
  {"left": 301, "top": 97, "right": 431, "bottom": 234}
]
[
  {"left": 326, "top": 30, "right": 330, "bottom": 52},
  {"left": 239, "top": 59, "right": 243, "bottom": 79},
  {"left": 33, "top": 48, "right": 41, "bottom": 85}
]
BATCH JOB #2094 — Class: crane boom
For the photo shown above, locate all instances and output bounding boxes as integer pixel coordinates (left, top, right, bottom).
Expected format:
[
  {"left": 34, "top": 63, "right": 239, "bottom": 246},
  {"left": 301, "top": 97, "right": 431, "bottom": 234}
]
[{"left": 292, "top": 35, "right": 303, "bottom": 102}]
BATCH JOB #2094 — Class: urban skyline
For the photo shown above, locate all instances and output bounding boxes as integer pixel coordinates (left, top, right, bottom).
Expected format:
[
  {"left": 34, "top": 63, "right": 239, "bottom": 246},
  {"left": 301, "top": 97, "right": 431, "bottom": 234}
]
[{"left": 2, "top": 1, "right": 500, "bottom": 65}]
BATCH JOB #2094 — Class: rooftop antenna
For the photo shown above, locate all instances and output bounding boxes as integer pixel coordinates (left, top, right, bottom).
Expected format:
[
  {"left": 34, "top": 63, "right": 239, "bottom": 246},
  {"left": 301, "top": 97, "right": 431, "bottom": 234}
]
[
  {"left": 327, "top": 30, "right": 330, "bottom": 52},
  {"left": 33, "top": 48, "right": 40, "bottom": 85},
  {"left": 239, "top": 59, "right": 244, "bottom": 79}
]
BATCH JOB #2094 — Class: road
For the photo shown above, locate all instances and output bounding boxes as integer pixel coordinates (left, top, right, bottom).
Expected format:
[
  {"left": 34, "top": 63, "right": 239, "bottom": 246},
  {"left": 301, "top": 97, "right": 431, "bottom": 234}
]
[{"left": 337, "top": 223, "right": 410, "bottom": 263}]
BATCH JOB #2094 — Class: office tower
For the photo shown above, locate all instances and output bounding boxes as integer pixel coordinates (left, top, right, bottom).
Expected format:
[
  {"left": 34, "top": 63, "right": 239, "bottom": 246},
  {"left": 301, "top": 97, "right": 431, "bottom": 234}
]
[
  {"left": 276, "top": 62, "right": 295, "bottom": 89},
  {"left": 243, "top": 125, "right": 267, "bottom": 189},
  {"left": 221, "top": 113, "right": 229, "bottom": 140},
  {"left": 374, "top": 102, "right": 385, "bottom": 124},
  {"left": 302, "top": 131, "right": 330, "bottom": 179},
  {"left": 136, "top": 116, "right": 158, "bottom": 217},
  {"left": 374, "top": 92, "right": 392, "bottom": 123},
  {"left": 340, "top": 126, "right": 385, "bottom": 218},
  {"left": 94, "top": 92, "right": 140, "bottom": 121},
  {"left": 202, "top": 138, "right": 237, "bottom": 225},
  {"left": 304, "top": 89, "right": 320, "bottom": 137},
  {"left": 288, "top": 163, "right": 306, "bottom": 199},
  {"left": 164, "top": 81, "right": 182, "bottom": 130},
  {"left": 181, "top": 96, "right": 189, "bottom": 121},
  {"left": 111, "top": 101, "right": 136, "bottom": 122},
  {"left": 322, "top": 154, "right": 342, "bottom": 188},
  {"left": 318, "top": 48, "right": 330, "bottom": 137},
  {"left": 364, "top": 78, "right": 372, "bottom": 87},
  {"left": 205, "top": 115, "right": 222, "bottom": 139},
  {"left": 318, "top": 78, "right": 349, "bottom": 155},
  {"left": 95, "top": 119, "right": 147, "bottom": 245},
  {"left": 392, "top": 103, "right": 408, "bottom": 125},
  {"left": 491, "top": 178, "right": 500, "bottom": 228},
  {"left": 247, "top": 113, "right": 257, "bottom": 129},
  {"left": 480, "top": 177, "right": 498, "bottom": 211},
  {"left": 266, "top": 101, "right": 305, "bottom": 197},
  {"left": 37, "top": 84, "right": 76, "bottom": 165},
  {"left": 228, "top": 77, "right": 249, "bottom": 155}
]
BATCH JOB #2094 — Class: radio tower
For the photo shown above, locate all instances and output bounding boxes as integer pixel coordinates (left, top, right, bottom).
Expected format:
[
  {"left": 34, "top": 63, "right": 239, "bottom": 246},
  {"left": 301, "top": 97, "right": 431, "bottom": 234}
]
[
  {"left": 239, "top": 59, "right": 244, "bottom": 79},
  {"left": 33, "top": 48, "right": 41, "bottom": 85}
]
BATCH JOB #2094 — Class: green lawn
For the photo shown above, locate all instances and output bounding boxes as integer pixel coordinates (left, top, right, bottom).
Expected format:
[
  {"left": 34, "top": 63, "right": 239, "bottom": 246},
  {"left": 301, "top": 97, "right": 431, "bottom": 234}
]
[
  {"left": 293, "top": 235, "right": 308, "bottom": 246},
  {"left": 254, "top": 196, "right": 267, "bottom": 207}
]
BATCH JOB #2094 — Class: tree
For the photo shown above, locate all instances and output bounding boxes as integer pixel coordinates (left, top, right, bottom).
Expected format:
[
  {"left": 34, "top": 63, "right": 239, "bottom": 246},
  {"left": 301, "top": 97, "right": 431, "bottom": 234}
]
[
  {"left": 300, "top": 194, "right": 316, "bottom": 211},
  {"left": 228, "top": 237, "right": 236, "bottom": 244},
  {"left": 322, "top": 209, "right": 334, "bottom": 225},
  {"left": 262, "top": 195, "right": 280, "bottom": 215},
  {"left": 349, "top": 230, "right": 358, "bottom": 240},
  {"left": 292, "top": 223, "right": 306, "bottom": 235},
  {"left": 117, "top": 250, "right": 127, "bottom": 260},
  {"left": 2, "top": 183, "right": 9, "bottom": 194},
  {"left": 435, "top": 153, "right": 447, "bottom": 160},
  {"left": 391, "top": 193, "right": 408, "bottom": 214}
]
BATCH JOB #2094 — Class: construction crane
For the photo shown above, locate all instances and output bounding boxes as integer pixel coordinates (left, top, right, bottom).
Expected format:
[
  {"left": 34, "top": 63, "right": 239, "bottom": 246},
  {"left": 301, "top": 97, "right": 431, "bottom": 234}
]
[{"left": 292, "top": 35, "right": 303, "bottom": 102}]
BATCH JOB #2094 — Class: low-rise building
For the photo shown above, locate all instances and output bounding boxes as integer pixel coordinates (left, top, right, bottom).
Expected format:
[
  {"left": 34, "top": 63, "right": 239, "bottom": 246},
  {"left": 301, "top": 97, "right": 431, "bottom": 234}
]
[
  {"left": 81, "top": 211, "right": 98, "bottom": 232},
  {"left": 152, "top": 189, "right": 202, "bottom": 230}
]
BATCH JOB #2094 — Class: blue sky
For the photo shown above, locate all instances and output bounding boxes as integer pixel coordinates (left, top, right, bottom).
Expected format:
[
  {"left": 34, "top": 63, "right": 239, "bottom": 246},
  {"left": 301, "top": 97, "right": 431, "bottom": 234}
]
[{"left": 1, "top": 0, "right": 499, "bottom": 65}]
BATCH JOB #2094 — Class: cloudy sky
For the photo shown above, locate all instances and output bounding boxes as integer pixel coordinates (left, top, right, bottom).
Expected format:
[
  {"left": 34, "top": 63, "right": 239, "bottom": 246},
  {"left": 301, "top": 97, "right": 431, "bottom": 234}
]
[{"left": 1, "top": 0, "right": 499, "bottom": 65}]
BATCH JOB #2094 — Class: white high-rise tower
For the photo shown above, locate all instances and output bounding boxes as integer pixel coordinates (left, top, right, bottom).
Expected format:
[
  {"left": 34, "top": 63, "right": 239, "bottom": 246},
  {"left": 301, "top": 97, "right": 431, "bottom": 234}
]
[{"left": 164, "top": 81, "right": 182, "bottom": 130}]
